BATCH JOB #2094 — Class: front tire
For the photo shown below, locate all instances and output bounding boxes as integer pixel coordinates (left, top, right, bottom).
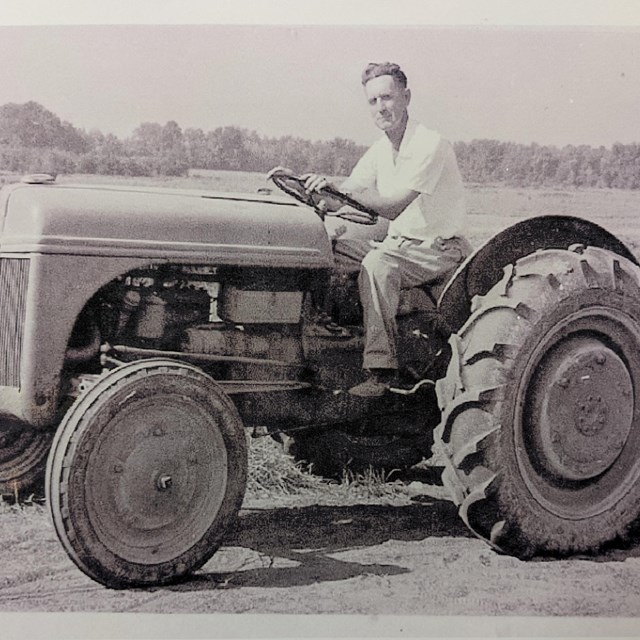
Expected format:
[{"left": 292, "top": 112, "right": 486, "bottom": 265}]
[
  {"left": 46, "top": 359, "right": 248, "bottom": 588},
  {"left": 435, "top": 246, "right": 640, "bottom": 557},
  {"left": 0, "top": 424, "right": 53, "bottom": 497}
]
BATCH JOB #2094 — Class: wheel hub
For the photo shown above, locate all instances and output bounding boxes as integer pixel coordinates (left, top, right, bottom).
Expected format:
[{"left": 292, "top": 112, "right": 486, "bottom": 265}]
[
  {"left": 529, "top": 336, "right": 634, "bottom": 481},
  {"left": 574, "top": 395, "right": 608, "bottom": 437}
]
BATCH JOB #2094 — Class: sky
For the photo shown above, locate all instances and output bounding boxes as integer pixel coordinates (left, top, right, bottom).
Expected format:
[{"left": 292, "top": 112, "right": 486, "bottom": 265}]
[{"left": 2, "top": 2, "right": 640, "bottom": 148}]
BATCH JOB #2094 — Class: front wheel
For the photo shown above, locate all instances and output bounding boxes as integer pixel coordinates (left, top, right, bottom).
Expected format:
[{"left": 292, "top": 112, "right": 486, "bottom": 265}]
[
  {"left": 435, "top": 246, "right": 640, "bottom": 557},
  {"left": 0, "top": 424, "right": 53, "bottom": 497},
  {"left": 46, "top": 359, "right": 248, "bottom": 588}
]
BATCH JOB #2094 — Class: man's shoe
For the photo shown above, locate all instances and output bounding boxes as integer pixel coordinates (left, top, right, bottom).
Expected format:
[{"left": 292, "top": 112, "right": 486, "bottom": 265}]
[{"left": 348, "top": 369, "right": 397, "bottom": 398}]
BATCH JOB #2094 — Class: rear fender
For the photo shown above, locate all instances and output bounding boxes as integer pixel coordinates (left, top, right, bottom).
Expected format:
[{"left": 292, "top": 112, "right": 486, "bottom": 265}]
[{"left": 438, "top": 215, "right": 637, "bottom": 333}]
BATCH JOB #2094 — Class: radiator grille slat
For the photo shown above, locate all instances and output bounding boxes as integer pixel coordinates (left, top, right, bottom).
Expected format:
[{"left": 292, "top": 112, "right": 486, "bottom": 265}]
[{"left": 0, "top": 259, "right": 29, "bottom": 387}]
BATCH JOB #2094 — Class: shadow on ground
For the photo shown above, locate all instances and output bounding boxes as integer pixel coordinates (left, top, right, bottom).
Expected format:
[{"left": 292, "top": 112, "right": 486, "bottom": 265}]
[{"left": 166, "top": 498, "right": 468, "bottom": 592}]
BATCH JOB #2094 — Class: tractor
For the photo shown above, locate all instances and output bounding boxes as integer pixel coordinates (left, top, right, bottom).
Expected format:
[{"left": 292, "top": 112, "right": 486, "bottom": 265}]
[{"left": 0, "top": 172, "right": 638, "bottom": 587}]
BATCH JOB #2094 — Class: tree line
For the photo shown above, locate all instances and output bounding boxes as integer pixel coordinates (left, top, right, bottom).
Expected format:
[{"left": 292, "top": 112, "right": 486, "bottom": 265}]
[
  {"left": 0, "top": 101, "right": 365, "bottom": 179},
  {"left": 453, "top": 139, "right": 640, "bottom": 189},
  {"left": 2, "top": 101, "right": 640, "bottom": 189}
]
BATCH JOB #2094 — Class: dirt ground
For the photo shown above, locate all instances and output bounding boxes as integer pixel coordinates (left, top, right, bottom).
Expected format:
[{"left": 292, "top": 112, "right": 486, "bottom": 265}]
[{"left": 1, "top": 483, "right": 640, "bottom": 623}]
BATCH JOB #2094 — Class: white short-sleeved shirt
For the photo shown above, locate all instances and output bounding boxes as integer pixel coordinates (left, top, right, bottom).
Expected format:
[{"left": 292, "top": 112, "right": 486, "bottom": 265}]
[{"left": 342, "top": 119, "right": 466, "bottom": 242}]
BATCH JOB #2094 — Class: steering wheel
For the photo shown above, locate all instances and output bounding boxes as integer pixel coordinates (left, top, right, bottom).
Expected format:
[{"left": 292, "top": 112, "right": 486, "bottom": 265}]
[{"left": 268, "top": 169, "right": 379, "bottom": 225}]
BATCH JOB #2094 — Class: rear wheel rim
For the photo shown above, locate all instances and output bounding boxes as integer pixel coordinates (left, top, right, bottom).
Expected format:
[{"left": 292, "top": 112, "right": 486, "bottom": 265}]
[{"left": 515, "top": 306, "right": 640, "bottom": 519}]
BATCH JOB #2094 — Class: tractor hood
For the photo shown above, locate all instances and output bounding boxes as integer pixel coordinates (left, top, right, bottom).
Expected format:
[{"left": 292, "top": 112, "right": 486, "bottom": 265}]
[{"left": 0, "top": 181, "right": 334, "bottom": 270}]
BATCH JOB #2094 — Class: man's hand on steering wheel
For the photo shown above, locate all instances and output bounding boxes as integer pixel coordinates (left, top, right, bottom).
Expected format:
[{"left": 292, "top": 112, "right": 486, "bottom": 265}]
[
  {"left": 300, "top": 173, "right": 345, "bottom": 213},
  {"left": 267, "top": 167, "right": 379, "bottom": 225}
]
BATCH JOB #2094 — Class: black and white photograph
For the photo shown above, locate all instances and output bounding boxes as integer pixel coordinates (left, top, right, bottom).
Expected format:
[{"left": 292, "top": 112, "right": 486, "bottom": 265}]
[{"left": 1, "top": 2, "right": 640, "bottom": 638}]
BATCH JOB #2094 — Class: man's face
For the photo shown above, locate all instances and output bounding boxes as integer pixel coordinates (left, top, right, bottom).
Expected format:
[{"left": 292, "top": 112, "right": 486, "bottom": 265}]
[{"left": 364, "top": 74, "right": 411, "bottom": 134}]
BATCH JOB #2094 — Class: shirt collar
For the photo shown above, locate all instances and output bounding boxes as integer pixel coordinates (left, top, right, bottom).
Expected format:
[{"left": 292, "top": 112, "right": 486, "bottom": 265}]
[
  {"left": 381, "top": 116, "right": 416, "bottom": 158},
  {"left": 398, "top": 117, "right": 418, "bottom": 157}
]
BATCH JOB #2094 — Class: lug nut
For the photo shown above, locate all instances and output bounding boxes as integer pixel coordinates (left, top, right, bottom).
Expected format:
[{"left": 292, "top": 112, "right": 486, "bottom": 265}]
[{"left": 156, "top": 475, "right": 172, "bottom": 490}]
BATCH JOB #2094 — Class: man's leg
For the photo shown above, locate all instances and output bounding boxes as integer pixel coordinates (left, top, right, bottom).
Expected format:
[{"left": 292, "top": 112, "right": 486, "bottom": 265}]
[
  {"left": 348, "top": 238, "right": 405, "bottom": 397},
  {"left": 383, "top": 236, "right": 468, "bottom": 283},
  {"left": 350, "top": 236, "right": 470, "bottom": 397},
  {"left": 358, "top": 246, "right": 403, "bottom": 371}
]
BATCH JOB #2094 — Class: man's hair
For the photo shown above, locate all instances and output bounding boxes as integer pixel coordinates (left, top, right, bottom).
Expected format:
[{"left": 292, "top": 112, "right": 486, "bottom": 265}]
[{"left": 361, "top": 62, "right": 408, "bottom": 88}]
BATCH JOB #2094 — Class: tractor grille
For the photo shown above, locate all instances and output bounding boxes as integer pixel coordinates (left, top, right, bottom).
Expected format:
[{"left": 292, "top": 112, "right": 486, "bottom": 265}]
[{"left": 0, "top": 258, "right": 29, "bottom": 387}]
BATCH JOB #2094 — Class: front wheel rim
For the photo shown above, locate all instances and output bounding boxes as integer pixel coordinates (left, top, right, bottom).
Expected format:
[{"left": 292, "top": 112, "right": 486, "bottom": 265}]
[{"left": 84, "top": 394, "right": 228, "bottom": 565}]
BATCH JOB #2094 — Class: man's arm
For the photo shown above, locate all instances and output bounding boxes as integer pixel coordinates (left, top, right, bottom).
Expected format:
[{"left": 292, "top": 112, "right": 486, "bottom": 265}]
[
  {"left": 344, "top": 186, "right": 419, "bottom": 220},
  {"left": 350, "top": 132, "right": 451, "bottom": 220},
  {"left": 302, "top": 175, "right": 419, "bottom": 219}
]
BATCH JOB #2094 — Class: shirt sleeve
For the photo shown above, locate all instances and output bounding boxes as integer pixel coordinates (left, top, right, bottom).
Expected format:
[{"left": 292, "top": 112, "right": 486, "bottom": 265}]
[
  {"left": 340, "top": 144, "right": 377, "bottom": 192},
  {"left": 397, "top": 133, "right": 447, "bottom": 196}
]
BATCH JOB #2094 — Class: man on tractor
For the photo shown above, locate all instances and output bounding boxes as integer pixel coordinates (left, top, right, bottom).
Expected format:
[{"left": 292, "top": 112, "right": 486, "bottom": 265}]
[{"left": 304, "top": 61, "right": 470, "bottom": 397}]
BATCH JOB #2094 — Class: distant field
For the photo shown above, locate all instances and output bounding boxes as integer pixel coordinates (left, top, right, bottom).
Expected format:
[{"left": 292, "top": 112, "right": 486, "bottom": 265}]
[
  {"left": 7, "top": 169, "right": 640, "bottom": 257},
  {"left": 56, "top": 169, "right": 271, "bottom": 194}
]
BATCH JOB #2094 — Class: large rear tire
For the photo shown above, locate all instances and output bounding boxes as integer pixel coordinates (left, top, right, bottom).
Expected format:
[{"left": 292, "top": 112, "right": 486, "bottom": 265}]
[
  {"left": 435, "top": 246, "right": 640, "bottom": 557},
  {"left": 46, "top": 359, "right": 248, "bottom": 588}
]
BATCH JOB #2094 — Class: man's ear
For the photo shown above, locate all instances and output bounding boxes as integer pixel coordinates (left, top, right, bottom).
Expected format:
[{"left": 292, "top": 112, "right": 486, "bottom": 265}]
[{"left": 405, "top": 88, "right": 412, "bottom": 106}]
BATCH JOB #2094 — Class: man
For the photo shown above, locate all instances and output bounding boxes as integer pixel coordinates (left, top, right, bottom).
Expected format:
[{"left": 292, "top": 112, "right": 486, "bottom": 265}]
[{"left": 305, "top": 62, "right": 469, "bottom": 397}]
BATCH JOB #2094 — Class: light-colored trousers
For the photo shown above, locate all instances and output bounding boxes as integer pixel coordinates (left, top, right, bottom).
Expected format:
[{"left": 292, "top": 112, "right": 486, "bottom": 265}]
[{"left": 339, "top": 234, "right": 470, "bottom": 370}]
